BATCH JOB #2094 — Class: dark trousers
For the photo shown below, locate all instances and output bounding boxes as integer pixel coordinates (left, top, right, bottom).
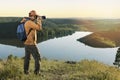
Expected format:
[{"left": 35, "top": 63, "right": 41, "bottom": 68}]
[{"left": 24, "top": 45, "right": 41, "bottom": 73}]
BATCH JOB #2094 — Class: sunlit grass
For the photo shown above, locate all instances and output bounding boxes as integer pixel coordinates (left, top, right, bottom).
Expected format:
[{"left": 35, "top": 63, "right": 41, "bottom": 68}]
[
  {"left": 0, "top": 55, "right": 120, "bottom": 80},
  {"left": 95, "top": 35, "right": 116, "bottom": 47}
]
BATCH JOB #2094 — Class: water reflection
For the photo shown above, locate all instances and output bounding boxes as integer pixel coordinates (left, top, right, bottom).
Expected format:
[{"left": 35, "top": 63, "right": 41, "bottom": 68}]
[
  {"left": 0, "top": 31, "right": 74, "bottom": 47},
  {"left": 0, "top": 39, "right": 23, "bottom": 47},
  {"left": 38, "top": 32, "right": 117, "bottom": 65}
]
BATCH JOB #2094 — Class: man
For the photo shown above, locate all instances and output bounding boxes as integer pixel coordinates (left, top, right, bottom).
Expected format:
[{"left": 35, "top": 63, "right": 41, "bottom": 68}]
[{"left": 21, "top": 10, "right": 42, "bottom": 75}]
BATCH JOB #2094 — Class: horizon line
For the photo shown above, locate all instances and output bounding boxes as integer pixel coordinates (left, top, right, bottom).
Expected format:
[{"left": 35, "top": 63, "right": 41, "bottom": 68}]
[{"left": 0, "top": 16, "right": 120, "bottom": 19}]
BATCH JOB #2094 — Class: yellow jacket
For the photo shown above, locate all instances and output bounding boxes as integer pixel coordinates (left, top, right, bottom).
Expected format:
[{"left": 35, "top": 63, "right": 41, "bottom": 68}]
[{"left": 24, "top": 20, "right": 42, "bottom": 45}]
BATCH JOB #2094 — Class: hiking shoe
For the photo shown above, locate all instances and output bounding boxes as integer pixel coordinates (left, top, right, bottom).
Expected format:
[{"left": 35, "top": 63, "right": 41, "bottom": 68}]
[{"left": 34, "top": 71, "right": 40, "bottom": 75}]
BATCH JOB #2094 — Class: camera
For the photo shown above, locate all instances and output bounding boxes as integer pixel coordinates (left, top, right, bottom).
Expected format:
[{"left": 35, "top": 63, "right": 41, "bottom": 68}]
[
  {"left": 25, "top": 16, "right": 46, "bottom": 20},
  {"left": 35, "top": 15, "right": 46, "bottom": 20}
]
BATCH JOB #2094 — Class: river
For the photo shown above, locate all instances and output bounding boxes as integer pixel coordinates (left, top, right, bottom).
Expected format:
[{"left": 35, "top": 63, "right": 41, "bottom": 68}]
[{"left": 0, "top": 31, "right": 118, "bottom": 65}]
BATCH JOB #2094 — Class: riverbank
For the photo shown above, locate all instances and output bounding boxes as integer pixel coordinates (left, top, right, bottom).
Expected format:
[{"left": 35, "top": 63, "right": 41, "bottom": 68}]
[{"left": 0, "top": 55, "right": 120, "bottom": 80}]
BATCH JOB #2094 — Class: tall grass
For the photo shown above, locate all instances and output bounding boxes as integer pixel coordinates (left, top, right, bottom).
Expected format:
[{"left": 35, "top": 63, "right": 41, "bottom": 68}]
[{"left": 0, "top": 55, "right": 120, "bottom": 80}]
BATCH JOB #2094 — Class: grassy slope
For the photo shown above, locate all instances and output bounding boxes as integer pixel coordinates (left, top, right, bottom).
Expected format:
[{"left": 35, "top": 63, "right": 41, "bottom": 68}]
[
  {"left": 77, "top": 19, "right": 120, "bottom": 48},
  {"left": 78, "top": 31, "right": 120, "bottom": 48},
  {"left": 0, "top": 56, "right": 120, "bottom": 80}
]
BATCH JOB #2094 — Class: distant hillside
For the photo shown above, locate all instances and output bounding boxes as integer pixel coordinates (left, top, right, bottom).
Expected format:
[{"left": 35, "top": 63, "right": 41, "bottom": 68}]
[
  {"left": 0, "top": 17, "right": 77, "bottom": 39},
  {"left": 47, "top": 19, "right": 120, "bottom": 32},
  {"left": 0, "top": 17, "right": 22, "bottom": 23},
  {"left": 76, "top": 19, "right": 120, "bottom": 48},
  {"left": 77, "top": 31, "right": 120, "bottom": 48},
  {"left": 1, "top": 17, "right": 120, "bottom": 47},
  {"left": 0, "top": 17, "right": 120, "bottom": 33}
]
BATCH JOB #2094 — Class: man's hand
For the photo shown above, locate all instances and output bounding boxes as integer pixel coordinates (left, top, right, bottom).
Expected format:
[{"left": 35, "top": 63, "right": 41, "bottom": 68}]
[
  {"left": 21, "top": 18, "right": 27, "bottom": 23},
  {"left": 36, "top": 17, "right": 42, "bottom": 25},
  {"left": 36, "top": 17, "right": 42, "bottom": 30}
]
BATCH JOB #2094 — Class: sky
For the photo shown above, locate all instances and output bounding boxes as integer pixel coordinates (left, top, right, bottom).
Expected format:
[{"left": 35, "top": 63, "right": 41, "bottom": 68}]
[{"left": 0, "top": 0, "right": 120, "bottom": 18}]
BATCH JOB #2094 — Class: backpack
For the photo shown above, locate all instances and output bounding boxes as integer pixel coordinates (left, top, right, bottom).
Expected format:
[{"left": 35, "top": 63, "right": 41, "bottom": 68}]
[
  {"left": 17, "top": 23, "right": 27, "bottom": 41},
  {"left": 17, "top": 18, "right": 31, "bottom": 41}
]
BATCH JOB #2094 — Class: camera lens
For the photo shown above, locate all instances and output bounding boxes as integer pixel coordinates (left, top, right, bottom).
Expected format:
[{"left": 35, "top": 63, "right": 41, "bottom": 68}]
[{"left": 41, "top": 16, "right": 46, "bottom": 19}]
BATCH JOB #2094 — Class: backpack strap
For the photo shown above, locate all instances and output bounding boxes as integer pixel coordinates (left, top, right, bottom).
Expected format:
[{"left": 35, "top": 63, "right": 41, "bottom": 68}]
[
  {"left": 27, "top": 28, "right": 32, "bottom": 36},
  {"left": 22, "top": 17, "right": 32, "bottom": 38},
  {"left": 23, "top": 18, "right": 32, "bottom": 36}
]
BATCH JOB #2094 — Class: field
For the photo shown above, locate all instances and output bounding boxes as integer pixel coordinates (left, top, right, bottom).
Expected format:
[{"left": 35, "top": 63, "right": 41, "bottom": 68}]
[{"left": 0, "top": 55, "right": 120, "bottom": 80}]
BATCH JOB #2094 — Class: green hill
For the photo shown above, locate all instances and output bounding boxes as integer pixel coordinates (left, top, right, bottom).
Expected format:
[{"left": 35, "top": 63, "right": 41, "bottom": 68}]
[{"left": 0, "top": 17, "right": 77, "bottom": 39}]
